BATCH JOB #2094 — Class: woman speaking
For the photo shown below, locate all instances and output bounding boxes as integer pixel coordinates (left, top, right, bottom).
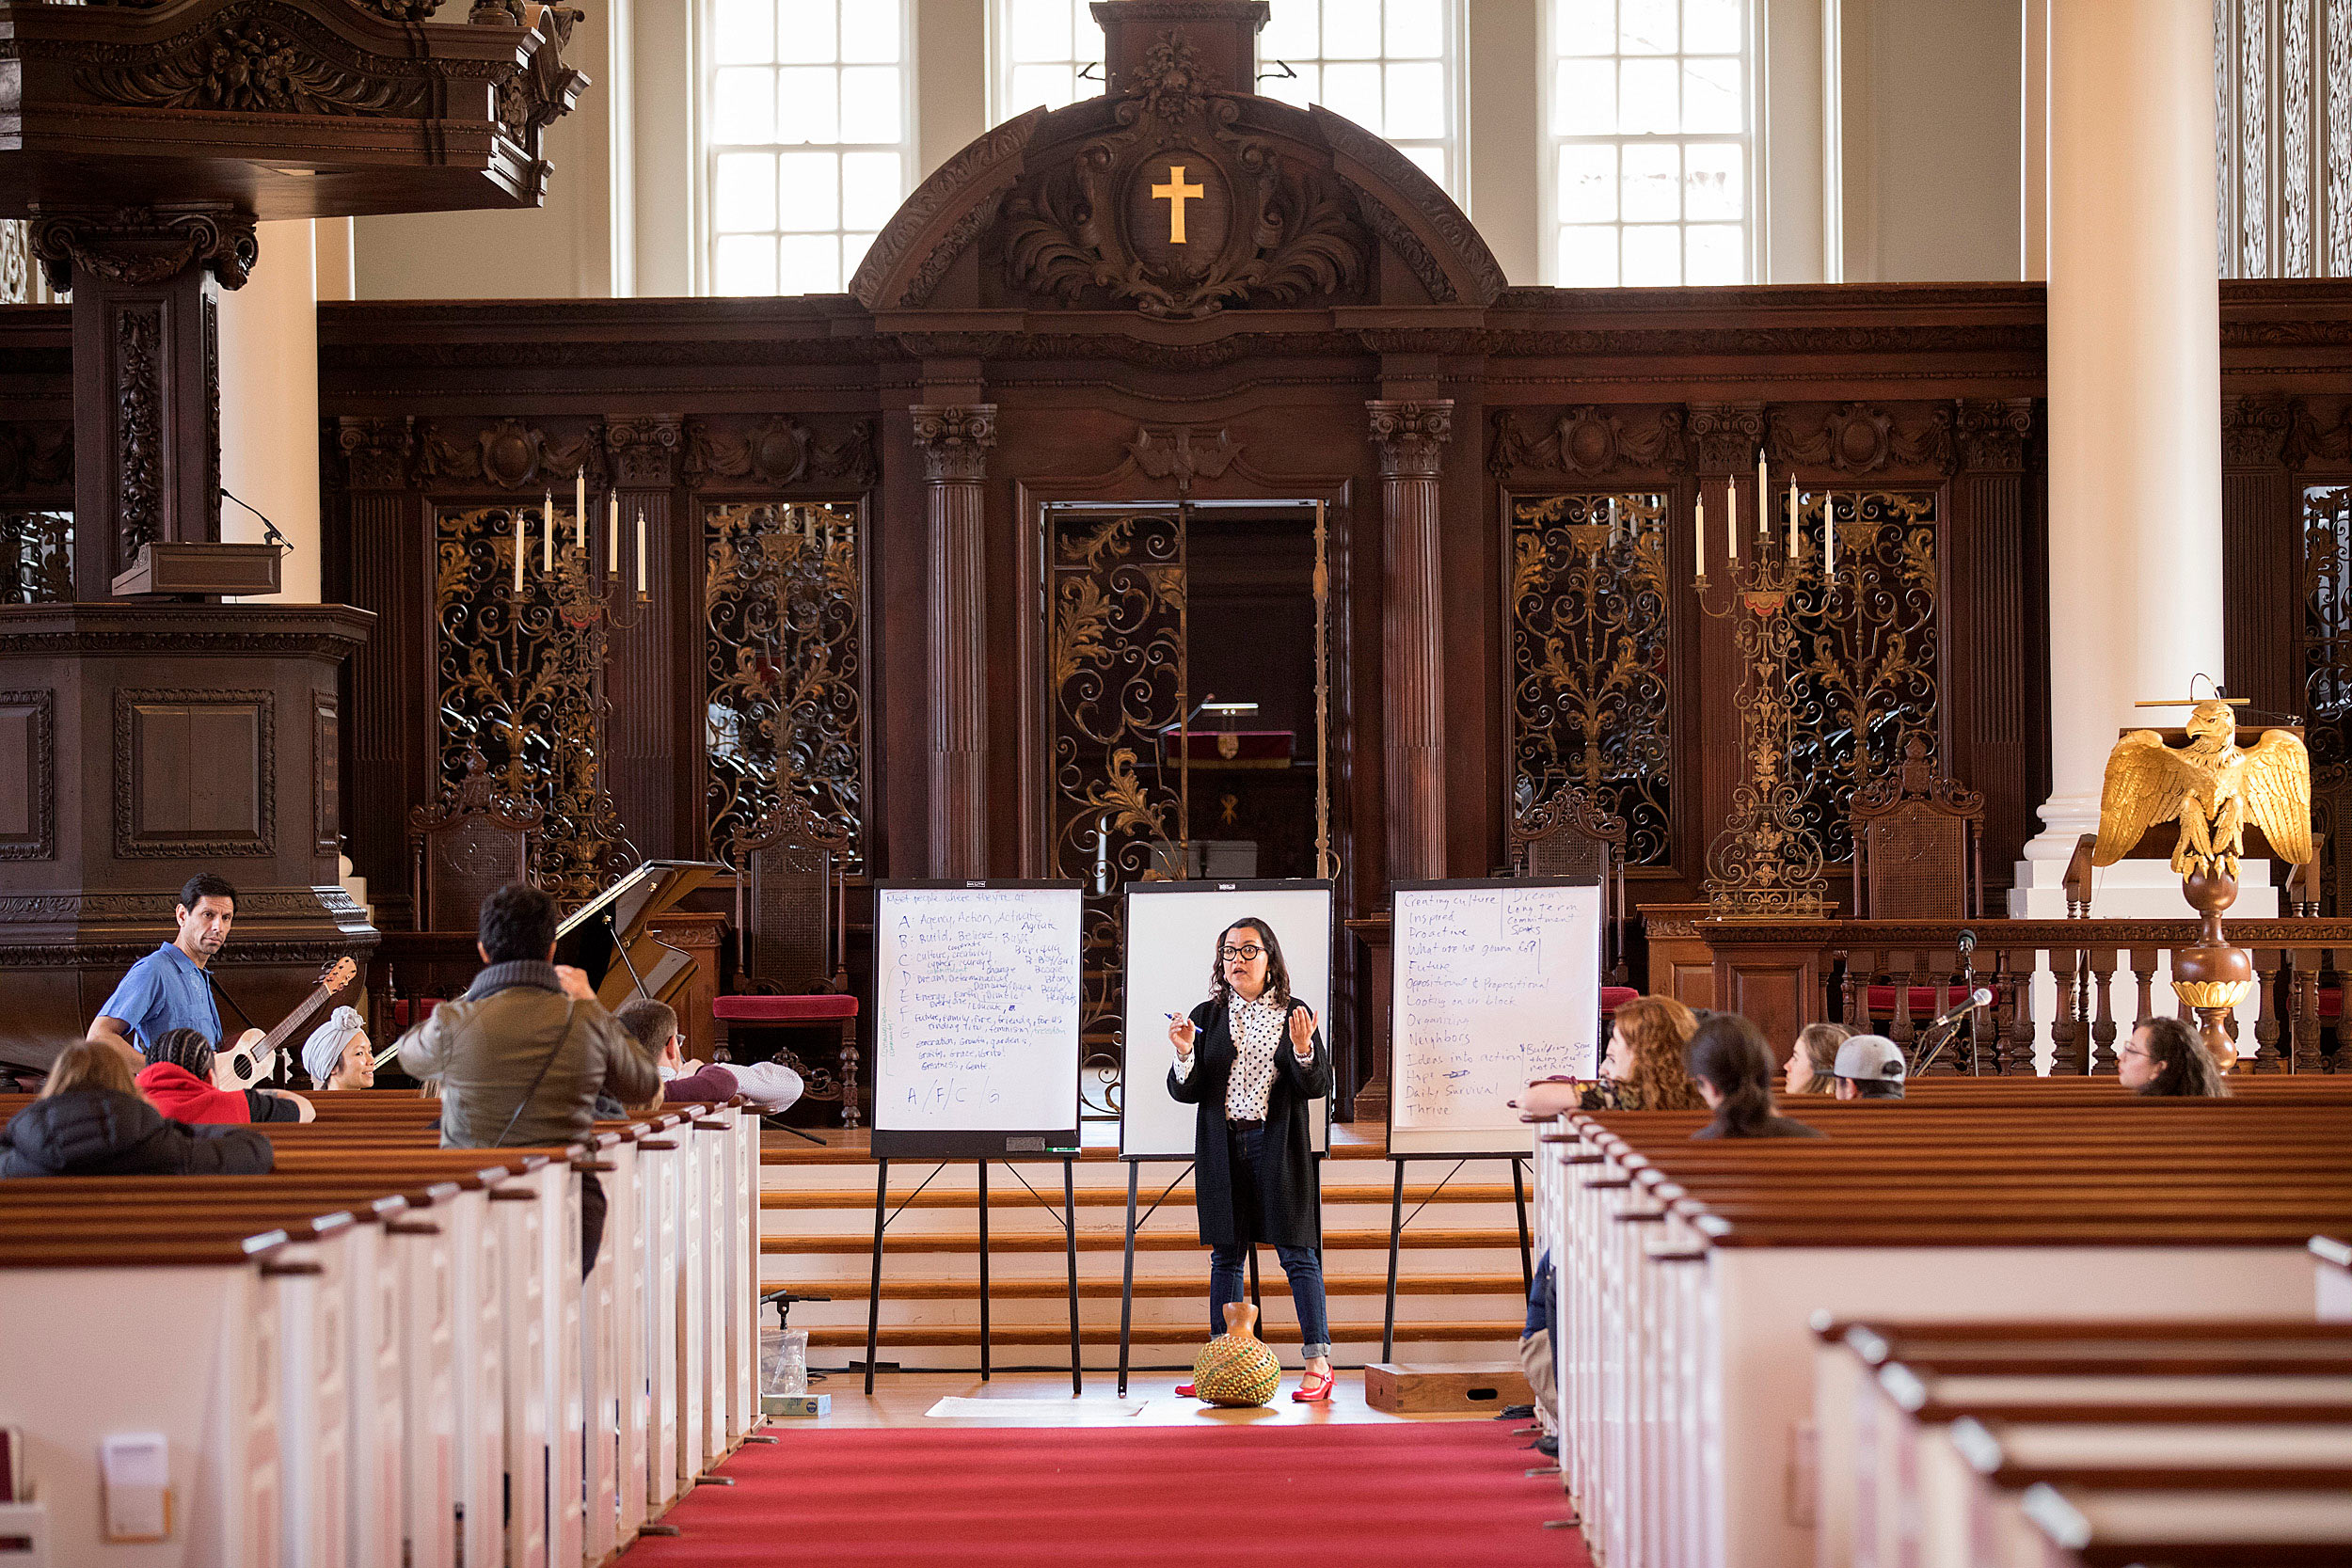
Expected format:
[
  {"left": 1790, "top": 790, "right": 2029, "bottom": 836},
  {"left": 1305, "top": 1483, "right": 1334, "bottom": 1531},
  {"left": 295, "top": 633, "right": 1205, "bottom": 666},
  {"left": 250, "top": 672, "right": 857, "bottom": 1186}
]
[{"left": 1168, "top": 916, "right": 1334, "bottom": 1402}]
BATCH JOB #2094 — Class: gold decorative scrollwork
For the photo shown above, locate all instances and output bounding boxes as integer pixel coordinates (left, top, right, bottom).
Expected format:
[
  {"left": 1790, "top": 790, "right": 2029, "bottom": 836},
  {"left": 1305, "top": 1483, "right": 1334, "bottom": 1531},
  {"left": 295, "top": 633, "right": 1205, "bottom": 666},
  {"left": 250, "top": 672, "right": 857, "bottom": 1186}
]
[
  {"left": 703, "top": 501, "right": 865, "bottom": 870},
  {"left": 1049, "top": 509, "right": 1188, "bottom": 1117},
  {"left": 0, "top": 510, "right": 72, "bottom": 604},
  {"left": 1508, "top": 492, "right": 1672, "bottom": 863},
  {"left": 1783, "top": 490, "right": 1942, "bottom": 863},
  {"left": 434, "top": 504, "right": 636, "bottom": 911}
]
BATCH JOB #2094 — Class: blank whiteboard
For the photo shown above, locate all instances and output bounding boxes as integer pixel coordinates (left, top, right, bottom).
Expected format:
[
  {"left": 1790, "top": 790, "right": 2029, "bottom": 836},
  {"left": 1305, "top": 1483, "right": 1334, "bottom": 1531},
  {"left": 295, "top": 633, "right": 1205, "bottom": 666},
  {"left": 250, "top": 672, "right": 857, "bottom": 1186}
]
[
  {"left": 872, "top": 881, "right": 1084, "bottom": 1159},
  {"left": 1120, "top": 880, "right": 1332, "bottom": 1161},
  {"left": 1389, "top": 878, "right": 1604, "bottom": 1157}
]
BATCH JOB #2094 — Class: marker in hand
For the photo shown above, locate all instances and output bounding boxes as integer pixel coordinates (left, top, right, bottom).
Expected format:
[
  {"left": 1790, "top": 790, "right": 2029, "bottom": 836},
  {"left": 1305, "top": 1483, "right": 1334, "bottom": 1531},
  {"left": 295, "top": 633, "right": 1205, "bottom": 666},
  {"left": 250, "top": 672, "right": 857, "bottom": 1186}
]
[{"left": 1167, "top": 1011, "right": 1198, "bottom": 1056}]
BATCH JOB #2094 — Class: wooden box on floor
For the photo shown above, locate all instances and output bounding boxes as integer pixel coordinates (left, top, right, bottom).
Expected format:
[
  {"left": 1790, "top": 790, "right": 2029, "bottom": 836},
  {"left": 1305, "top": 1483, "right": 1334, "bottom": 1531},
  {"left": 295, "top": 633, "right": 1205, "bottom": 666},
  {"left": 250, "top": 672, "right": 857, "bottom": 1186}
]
[{"left": 1362, "top": 1362, "right": 1532, "bottom": 1415}]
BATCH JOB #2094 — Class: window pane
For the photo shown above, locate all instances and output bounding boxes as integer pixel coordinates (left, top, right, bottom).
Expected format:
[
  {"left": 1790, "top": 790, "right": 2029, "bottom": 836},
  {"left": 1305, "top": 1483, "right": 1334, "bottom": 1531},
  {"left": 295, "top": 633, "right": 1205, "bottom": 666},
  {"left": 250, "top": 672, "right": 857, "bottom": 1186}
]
[
  {"left": 1261, "top": 0, "right": 1319, "bottom": 60},
  {"left": 1684, "top": 141, "right": 1742, "bottom": 218},
  {"left": 776, "top": 66, "right": 840, "bottom": 141},
  {"left": 777, "top": 149, "right": 840, "bottom": 231},
  {"left": 714, "top": 150, "right": 779, "bottom": 231},
  {"left": 1560, "top": 224, "right": 1619, "bottom": 286},
  {"left": 1010, "top": 61, "right": 1077, "bottom": 112},
  {"left": 1618, "top": 58, "right": 1677, "bottom": 133},
  {"left": 1321, "top": 60, "right": 1385, "bottom": 132},
  {"left": 841, "top": 150, "right": 903, "bottom": 230},
  {"left": 1623, "top": 223, "right": 1681, "bottom": 283},
  {"left": 1559, "top": 142, "right": 1617, "bottom": 221},
  {"left": 714, "top": 0, "right": 775, "bottom": 64},
  {"left": 1384, "top": 60, "right": 1446, "bottom": 139},
  {"left": 1622, "top": 141, "right": 1679, "bottom": 220},
  {"left": 839, "top": 65, "right": 902, "bottom": 142},
  {"left": 840, "top": 0, "right": 898, "bottom": 63},
  {"left": 778, "top": 233, "right": 841, "bottom": 293},
  {"left": 1324, "top": 0, "right": 1380, "bottom": 59},
  {"left": 1010, "top": 0, "right": 1071, "bottom": 61},
  {"left": 1686, "top": 222, "right": 1742, "bottom": 284},
  {"left": 716, "top": 234, "right": 778, "bottom": 294},
  {"left": 713, "top": 67, "right": 775, "bottom": 143},
  {"left": 775, "top": 0, "right": 837, "bottom": 63},
  {"left": 842, "top": 231, "right": 880, "bottom": 279},
  {"left": 1683, "top": 0, "right": 1742, "bottom": 54},
  {"left": 1619, "top": 0, "right": 1676, "bottom": 53},
  {"left": 1387, "top": 0, "right": 1446, "bottom": 57},
  {"left": 1682, "top": 55, "right": 1740, "bottom": 133},
  {"left": 1557, "top": 58, "right": 1616, "bottom": 134},
  {"left": 1401, "top": 144, "right": 1447, "bottom": 186},
  {"left": 1557, "top": 0, "right": 1616, "bottom": 55}
]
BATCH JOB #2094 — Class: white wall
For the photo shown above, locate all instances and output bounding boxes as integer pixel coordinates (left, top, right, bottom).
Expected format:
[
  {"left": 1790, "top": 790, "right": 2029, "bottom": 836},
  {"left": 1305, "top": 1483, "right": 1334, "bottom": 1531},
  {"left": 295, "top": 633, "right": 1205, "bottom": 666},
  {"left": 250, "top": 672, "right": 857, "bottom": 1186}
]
[{"left": 350, "top": 0, "right": 2030, "bottom": 300}]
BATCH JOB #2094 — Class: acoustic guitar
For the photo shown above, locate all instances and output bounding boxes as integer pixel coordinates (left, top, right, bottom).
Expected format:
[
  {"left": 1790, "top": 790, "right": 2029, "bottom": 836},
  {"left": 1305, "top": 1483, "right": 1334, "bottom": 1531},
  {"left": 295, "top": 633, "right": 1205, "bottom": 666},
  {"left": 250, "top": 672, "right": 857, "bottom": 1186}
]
[{"left": 211, "top": 957, "right": 358, "bottom": 1089}]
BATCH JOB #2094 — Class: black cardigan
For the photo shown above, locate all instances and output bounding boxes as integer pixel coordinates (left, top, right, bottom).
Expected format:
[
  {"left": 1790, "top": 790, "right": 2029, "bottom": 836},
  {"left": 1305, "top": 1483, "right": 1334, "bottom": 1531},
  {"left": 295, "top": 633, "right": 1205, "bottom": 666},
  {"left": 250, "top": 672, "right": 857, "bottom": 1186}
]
[{"left": 1168, "top": 994, "right": 1330, "bottom": 1249}]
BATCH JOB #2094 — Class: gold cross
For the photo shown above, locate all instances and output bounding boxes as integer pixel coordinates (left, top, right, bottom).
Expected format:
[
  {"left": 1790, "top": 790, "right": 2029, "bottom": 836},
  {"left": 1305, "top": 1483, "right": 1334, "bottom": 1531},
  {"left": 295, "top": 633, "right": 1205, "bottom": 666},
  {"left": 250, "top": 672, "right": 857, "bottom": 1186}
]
[{"left": 1151, "top": 165, "right": 1206, "bottom": 244}]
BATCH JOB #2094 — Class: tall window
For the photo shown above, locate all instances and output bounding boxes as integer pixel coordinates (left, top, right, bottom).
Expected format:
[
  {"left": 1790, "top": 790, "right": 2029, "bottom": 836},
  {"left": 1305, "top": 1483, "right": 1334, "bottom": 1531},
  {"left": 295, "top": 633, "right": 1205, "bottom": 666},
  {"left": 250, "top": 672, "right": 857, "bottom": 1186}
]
[
  {"left": 1549, "top": 0, "right": 1755, "bottom": 286},
  {"left": 993, "top": 1, "right": 1461, "bottom": 198},
  {"left": 706, "top": 0, "right": 914, "bottom": 295}
]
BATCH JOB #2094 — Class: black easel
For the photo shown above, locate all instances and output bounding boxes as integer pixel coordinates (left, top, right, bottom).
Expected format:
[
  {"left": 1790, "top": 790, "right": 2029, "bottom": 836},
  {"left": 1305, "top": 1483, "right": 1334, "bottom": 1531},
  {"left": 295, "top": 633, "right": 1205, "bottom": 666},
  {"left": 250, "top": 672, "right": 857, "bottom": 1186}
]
[
  {"left": 1380, "top": 1153, "right": 1534, "bottom": 1363},
  {"left": 863, "top": 1155, "right": 1083, "bottom": 1397}
]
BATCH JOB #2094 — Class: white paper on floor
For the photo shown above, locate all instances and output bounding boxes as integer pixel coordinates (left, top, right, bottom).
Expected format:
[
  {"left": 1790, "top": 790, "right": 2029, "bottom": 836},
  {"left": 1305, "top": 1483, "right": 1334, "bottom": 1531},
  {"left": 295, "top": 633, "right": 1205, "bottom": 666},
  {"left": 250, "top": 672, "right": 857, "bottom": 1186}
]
[{"left": 924, "top": 1397, "right": 1148, "bottom": 1418}]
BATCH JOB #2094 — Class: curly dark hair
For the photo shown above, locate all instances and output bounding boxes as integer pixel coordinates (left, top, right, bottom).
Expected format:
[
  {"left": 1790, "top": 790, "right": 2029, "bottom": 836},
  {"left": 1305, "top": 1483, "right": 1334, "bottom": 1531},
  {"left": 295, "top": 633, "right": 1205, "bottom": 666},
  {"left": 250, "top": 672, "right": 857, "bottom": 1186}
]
[
  {"left": 1208, "top": 917, "right": 1293, "bottom": 1011},
  {"left": 2132, "top": 1017, "right": 2233, "bottom": 1098}
]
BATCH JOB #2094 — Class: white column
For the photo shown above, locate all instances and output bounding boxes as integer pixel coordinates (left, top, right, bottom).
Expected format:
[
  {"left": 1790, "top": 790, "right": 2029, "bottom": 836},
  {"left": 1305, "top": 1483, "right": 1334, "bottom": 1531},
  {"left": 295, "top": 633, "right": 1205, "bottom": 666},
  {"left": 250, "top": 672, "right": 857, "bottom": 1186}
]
[
  {"left": 216, "top": 217, "right": 322, "bottom": 604},
  {"left": 2018, "top": 0, "right": 2230, "bottom": 895}
]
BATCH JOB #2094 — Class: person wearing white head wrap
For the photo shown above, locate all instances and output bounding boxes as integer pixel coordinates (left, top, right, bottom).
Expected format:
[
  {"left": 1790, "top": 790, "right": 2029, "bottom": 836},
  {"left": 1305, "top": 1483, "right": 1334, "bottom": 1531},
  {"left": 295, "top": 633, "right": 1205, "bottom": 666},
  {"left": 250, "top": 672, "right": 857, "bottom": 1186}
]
[{"left": 302, "top": 1006, "right": 373, "bottom": 1090}]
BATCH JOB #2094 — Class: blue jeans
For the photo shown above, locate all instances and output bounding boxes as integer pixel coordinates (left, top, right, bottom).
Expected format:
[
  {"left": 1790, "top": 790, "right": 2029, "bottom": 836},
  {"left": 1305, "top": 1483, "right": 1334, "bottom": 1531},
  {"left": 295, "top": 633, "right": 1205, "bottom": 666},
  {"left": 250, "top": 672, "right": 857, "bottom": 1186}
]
[{"left": 1211, "top": 1243, "right": 1329, "bottom": 1361}]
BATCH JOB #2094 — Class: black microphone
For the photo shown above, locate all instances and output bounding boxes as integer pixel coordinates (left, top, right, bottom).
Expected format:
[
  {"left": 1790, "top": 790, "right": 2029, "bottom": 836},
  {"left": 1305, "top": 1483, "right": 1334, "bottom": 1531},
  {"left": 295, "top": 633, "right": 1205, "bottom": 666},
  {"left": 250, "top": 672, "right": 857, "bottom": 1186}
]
[
  {"left": 1955, "top": 928, "right": 1977, "bottom": 958},
  {"left": 1926, "top": 988, "right": 1995, "bottom": 1030}
]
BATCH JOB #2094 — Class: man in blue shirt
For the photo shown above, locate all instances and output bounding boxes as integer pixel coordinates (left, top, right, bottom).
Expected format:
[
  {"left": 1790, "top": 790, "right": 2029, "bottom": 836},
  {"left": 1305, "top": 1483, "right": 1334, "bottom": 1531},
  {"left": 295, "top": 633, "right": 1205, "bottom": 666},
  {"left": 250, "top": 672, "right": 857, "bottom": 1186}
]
[{"left": 87, "top": 874, "right": 238, "bottom": 1066}]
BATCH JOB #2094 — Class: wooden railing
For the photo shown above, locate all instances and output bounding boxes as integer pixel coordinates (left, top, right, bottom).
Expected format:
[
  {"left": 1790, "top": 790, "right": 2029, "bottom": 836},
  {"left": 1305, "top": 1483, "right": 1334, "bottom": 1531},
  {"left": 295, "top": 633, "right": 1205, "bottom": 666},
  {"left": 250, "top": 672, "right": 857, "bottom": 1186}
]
[{"left": 1687, "top": 917, "right": 2352, "bottom": 1073}]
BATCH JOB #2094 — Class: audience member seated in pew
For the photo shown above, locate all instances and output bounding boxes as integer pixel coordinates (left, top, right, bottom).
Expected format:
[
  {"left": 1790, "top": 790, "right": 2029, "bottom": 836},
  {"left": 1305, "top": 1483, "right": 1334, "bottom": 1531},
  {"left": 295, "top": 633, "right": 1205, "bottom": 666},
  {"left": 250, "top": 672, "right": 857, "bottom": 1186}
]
[
  {"left": 1785, "top": 1021, "right": 1851, "bottom": 1096},
  {"left": 2120, "top": 1016, "right": 2233, "bottom": 1098},
  {"left": 1832, "top": 1034, "right": 1907, "bottom": 1101},
  {"left": 134, "top": 1028, "right": 315, "bottom": 1123},
  {"left": 1686, "top": 1014, "right": 1825, "bottom": 1140},
  {"left": 395, "top": 881, "right": 659, "bottom": 1275},
  {"left": 300, "top": 1006, "right": 374, "bottom": 1091},
  {"left": 1581, "top": 994, "right": 1708, "bottom": 1112},
  {"left": 0, "top": 1040, "right": 275, "bottom": 1177},
  {"left": 612, "top": 998, "right": 804, "bottom": 1114}
]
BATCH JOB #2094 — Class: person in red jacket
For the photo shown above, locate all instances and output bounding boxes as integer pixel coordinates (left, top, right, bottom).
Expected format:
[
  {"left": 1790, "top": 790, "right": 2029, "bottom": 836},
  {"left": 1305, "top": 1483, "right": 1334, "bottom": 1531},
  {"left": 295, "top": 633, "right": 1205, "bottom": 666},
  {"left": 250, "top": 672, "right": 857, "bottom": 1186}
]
[{"left": 133, "top": 1029, "right": 315, "bottom": 1125}]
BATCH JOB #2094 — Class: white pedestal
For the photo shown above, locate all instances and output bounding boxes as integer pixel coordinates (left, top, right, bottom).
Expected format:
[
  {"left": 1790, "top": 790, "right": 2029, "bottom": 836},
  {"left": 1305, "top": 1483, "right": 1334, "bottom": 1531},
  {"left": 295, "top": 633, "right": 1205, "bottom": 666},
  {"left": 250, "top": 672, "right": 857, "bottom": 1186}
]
[{"left": 2008, "top": 855, "right": 2275, "bottom": 1074}]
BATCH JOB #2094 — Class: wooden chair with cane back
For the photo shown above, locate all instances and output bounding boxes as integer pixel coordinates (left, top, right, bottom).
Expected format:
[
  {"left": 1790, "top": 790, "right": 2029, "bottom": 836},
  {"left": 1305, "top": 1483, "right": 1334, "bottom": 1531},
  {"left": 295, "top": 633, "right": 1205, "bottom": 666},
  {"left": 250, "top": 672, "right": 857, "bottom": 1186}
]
[
  {"left": 712, "top": 795, "right": 861, "bottom": 1127},
  {"left": 1851, "top": 736, "right": 1985, "bottom": 921},
  {"left": 408, "top": 746, "right": 543, "bottom": 932}
]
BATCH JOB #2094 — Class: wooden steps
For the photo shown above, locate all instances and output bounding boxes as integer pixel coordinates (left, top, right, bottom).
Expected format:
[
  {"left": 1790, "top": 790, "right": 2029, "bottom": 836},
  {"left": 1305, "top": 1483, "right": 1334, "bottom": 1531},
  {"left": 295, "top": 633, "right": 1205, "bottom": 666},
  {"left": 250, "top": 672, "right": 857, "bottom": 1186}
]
[
  {"left": 760, "top": 1227, "right": 1525, "bottom": 1255},
  {"left": 755, "top": 1274, "right": 1527, "bottom": 1300},
  {"left": 802, "top": 1322, "right": 1520, "bottom": 1349}
]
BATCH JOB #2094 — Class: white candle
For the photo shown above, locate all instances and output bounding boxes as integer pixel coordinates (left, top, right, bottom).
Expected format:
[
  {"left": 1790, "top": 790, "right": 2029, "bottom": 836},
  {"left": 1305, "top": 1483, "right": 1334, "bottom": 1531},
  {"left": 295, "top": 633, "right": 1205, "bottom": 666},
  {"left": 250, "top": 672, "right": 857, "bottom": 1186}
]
[
  {"left": 1756, "top": 451, "right": 1767, "bottom": 534},
  {"left": 635, "top": 509, "right": 647, "bottom": 594},
  {"left": 1608, "top": 495, "right": 1619, "bottom": 547},
  {"left": 512, "top": 509, "right": 523, "bottom": 592},
  {"left": 1694, "top": 492, "right": 1706, "bottom": 578},
  {"left": 607, "top": 495, "right": 619, "bottom": 576},
  {"left": 1826, "top": 495, "right": 1837, "bottom": 577},
  {"left": 1725, "top": 476, "right": 1737, "bottom": 562},
  {"left": 1787, "top": 475, "right": 1798, "bottom": 557},
  {"left": 574, "top": 467, "right": 587, "bottom": 551},
  {"left": 541, "top": 493, "right": 552, "bottom": 574}
]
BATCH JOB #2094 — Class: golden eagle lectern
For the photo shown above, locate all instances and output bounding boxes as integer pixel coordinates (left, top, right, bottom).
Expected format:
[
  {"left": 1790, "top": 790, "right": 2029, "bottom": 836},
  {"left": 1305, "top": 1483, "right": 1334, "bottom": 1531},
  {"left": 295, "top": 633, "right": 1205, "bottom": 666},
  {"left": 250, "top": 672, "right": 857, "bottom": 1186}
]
[{"left": 2092, "top": 697, "right": 2313, "bottom": 1070}]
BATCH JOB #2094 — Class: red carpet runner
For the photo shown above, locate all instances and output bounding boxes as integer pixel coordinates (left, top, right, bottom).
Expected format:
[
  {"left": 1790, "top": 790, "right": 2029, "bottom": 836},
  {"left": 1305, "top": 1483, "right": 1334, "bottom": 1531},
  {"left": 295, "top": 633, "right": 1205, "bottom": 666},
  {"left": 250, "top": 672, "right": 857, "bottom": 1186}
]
[{"left": 620, "top": 1420, "right": 1590, "bottom": 1567}]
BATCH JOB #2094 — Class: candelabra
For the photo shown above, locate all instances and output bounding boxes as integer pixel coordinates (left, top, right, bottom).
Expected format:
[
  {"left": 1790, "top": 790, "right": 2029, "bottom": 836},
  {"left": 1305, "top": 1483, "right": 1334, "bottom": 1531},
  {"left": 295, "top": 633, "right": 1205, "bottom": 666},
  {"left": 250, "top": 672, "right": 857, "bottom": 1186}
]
[
  {"left": 488, "top": 486, "right": 653, "bottom": 909},
  {"left": 1691, "top": 458, "right": 1865, "bottom": 918}
]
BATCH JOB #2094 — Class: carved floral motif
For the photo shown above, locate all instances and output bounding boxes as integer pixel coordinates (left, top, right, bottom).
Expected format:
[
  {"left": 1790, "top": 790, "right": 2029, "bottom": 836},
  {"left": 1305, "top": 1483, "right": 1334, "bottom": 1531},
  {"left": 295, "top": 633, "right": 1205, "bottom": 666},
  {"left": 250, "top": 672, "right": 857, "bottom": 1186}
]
[
  {"left": 1367, "top": 400, "right": 1452, "bottom": 479},
  {"left": 910, "top": 405, "right": 997, "bottom": 483}
]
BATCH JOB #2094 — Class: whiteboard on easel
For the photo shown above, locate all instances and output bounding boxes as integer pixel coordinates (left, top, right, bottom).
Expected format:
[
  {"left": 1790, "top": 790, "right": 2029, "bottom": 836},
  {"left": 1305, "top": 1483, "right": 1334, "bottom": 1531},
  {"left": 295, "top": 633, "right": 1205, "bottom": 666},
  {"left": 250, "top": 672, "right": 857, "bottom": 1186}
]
[
  {"left": 871, "top": 881, "right": 1084, "bottom": 1159},
  {"left": 1119, "top": 880, "right": 1333, "bottom": 1161},
  {"left": 1388, "top": 878, "right": 1604, "bottom": 1157}
]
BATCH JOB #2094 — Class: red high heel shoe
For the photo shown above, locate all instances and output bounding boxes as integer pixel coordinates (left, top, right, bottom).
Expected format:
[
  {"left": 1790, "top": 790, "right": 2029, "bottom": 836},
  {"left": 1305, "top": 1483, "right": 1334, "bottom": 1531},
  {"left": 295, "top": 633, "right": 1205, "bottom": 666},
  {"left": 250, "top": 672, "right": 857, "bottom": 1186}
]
[
  {"left": 1175, "top": 1382, "right": 1198, "bottom": 1398},
  {"left": 1291, "top": 1370, "right": 1336, "bottom": 1403}
]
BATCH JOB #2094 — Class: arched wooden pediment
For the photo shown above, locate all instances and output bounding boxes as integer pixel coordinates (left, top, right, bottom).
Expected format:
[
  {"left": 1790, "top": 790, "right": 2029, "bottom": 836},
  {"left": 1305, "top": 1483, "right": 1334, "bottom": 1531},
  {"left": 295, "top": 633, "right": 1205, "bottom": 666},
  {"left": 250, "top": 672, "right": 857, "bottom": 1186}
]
[{"left": 850, "top": 31, "right": 1503, "bottom": 320}]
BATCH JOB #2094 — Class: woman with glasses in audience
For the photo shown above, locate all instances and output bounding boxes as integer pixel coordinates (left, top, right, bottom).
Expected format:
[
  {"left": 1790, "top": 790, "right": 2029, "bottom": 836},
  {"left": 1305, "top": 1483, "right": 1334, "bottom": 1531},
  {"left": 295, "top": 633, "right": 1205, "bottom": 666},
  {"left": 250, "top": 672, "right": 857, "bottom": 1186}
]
[
  {"left": 2118, "top": 1016, "right": 2233, "bottom": 1098},
  {"left": 1168, "top": 916, "right": 1335, "bottom": 1402}
]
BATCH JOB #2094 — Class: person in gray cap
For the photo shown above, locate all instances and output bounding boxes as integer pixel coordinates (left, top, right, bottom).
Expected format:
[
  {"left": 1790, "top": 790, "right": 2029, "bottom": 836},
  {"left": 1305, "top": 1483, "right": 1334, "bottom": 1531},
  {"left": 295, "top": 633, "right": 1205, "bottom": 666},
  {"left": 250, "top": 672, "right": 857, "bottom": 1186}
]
[
  {"left": 1832, "top": 1034, "right": 1906, "bottom": 1100},
  {"left": 302, "top": 1005, "right": 375, "bottom": 1091}
]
